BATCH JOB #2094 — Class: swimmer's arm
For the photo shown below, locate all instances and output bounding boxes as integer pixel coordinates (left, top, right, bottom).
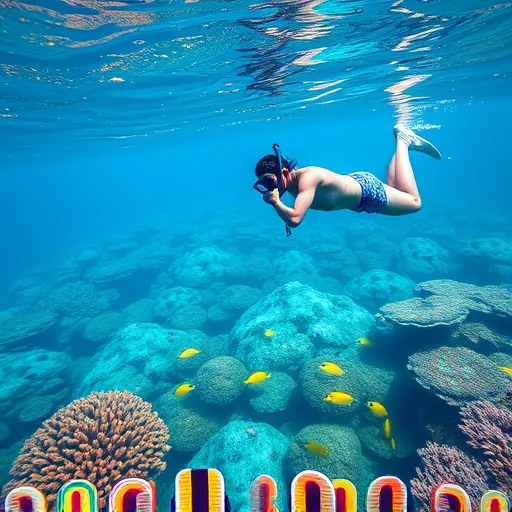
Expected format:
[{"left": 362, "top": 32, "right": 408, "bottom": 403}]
[{"left": 272, "top": 187, "right": 315, "bottom": 228}]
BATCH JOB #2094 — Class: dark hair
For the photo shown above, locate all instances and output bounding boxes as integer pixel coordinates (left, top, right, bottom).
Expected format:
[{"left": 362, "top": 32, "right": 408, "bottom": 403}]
[{"left": 255, "top": 154, "right": 279, "bottom": 179}]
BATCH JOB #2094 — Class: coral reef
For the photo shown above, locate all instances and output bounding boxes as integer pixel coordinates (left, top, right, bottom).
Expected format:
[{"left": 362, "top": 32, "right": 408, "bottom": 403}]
[
  {"left": 167, "top": 408, "right": 221, "bottom": 452},
  {"left": 0, "top": 348, "right": 72, "bottom": 424},
  {"left": 0, "top": 307, "right": 57, "bottom": 349},
  {"left": 231, "top": 282, "right": 375, "bottom": 371},
  {"left": 82, "top": 311, "right": 125, "bottom": 345},
  {"left": 196, "top": 356, "right": 247, "bottom": 406},
  {"left": 249, "top": 372, "right": 297, "bottom": 413},
  {"left": 122, "top": 298, "right": 155, "bottom": 324},
  {"left": 460, "top": 401, "right": 512, "bottom": 492},
  {"left": 189, "top": 421, "right": 289, "bottom": 512},
  {"left": 407, "top": 346, "right": 510, "bottom": 405},
  {"left": 411, "top": 442, "right": 489, "bottom": 511},
  {"left": 2, "top": 391, "right": 170, "bottom": 509},
  {"left": 344, "top": 269, "right": 416, "bottom": 312}
]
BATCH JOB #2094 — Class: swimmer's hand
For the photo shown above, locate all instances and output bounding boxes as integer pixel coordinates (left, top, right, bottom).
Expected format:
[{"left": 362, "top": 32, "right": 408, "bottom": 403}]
[{"left": 263, "top": 189, "right": 279, "bottom": 205}]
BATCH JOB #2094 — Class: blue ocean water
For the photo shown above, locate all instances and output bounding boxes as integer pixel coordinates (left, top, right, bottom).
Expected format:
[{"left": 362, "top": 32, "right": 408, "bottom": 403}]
[{"left": 0, "top": 0, "right": 511, "bottom": 511}]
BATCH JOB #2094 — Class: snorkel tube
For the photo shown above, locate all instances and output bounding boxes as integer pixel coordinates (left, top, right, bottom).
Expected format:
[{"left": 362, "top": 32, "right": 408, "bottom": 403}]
[{"left": 253, "top": 143, "right": 297, "bottom": 237}]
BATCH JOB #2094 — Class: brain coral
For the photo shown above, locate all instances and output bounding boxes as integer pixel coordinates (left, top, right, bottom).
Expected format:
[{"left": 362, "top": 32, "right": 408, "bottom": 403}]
[
  {"left": 2, "top": 391, "right": 170, "bottom": 509},
  {"left": 344, "top": 269, "right": 416, "bottom": 312},
  {"left": 407, "top": 346, "right": 510, "bottom": 406},
  {"left": 231, "top": 282, "right": 375, "bottom": 371},
  {"left": 170, "top": 246, "right": 247, "bottom": 287},
  {"left": 195, "top": 356, "right": 247, "bottom": 405}
]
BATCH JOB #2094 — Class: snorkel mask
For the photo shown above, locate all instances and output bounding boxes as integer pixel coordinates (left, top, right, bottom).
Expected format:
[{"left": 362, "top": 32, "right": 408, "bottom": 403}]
[
  {"left": 253, "top": 143, "right": 297, "bottom": 196},
  {"left": 253, "top": 143, "right": 297, "bottom": 237}
]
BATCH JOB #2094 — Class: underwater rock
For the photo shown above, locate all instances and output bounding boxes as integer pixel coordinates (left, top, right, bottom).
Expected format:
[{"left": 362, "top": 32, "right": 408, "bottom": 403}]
[
  {"left": 40, "top": 281, "right": 118, "bottom": 318},
  {"left": 286, "top": 424, "right": 369, "bottom": 484},
  {"left": 83, "top": 311, "right": 125, "bottom": 345},
  {"left": 378, "top": 295, "right": 469, "bottom": 328},
  {"left": 249, "top": 372, "right": 297, "bottom": 413},
  {"left": 352, "top": 236, "right": 396, "bottom": 271},
  {"left": 0, "top": 348, "right": 72, "bottom": 424},
  {"left": 170, "top": 246, "right": 247, "bottom": 287},
  {"left": 123, "top": 243, "right": 174, "bottom": 271},
  {"left": 189, "top": 421, "right": 289, "bottom": 512},
  {"left": 407, "top": 346, "right": 510, "bottom": 406},
  {"left": 196, "top": 356, "right": 247, "bottom": 406},
  {"left": 344, "top": 269, "right": 416, "bottom": 312},
  {"left": 169, "top": 305, "right": 207, "bottom": 330},
  {"left": 0, "top": 307, "right": 57, "bottom": 349},
  {"left": 458, "top": 237, "right": 512, "bottom": 267},
  {"left": 167, "top": 407, "right": 221, "bottom": 452},
  {"left": 217, "top": 285, "right": 262, "bottom": 312},
  {"left": 12, "top": 283, "right": 53, "bottom": 309},
  {"left": 122, "top": 298, "right": 155, "bottom": 324},
  {"left": 85, "top": 258, "right": 138, "bottom": 284},
  {"left": 207, "top": 304, "right": 232, "bottom": 323},
  {"left": 77, "top": 323, "right": 225, "bottom": 399},
  {"left": 231, "top": 282, "right": 375, "bottom": 371},
  {"left": 396, "top": 237, "right": 453, "bottom": 280}
]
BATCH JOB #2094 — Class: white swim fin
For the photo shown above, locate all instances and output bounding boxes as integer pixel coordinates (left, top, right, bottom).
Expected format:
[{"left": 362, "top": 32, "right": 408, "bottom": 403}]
[{"left": 393, "top": 124, "right": 442, "bottom": 159}]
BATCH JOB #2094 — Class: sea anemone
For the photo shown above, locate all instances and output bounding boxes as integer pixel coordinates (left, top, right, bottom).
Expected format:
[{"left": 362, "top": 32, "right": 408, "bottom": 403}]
[{"left": 2, "top": 391, "right": 170, "bottom": 509}]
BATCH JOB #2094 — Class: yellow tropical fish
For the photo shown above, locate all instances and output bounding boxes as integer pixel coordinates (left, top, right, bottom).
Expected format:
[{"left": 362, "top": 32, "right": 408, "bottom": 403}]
[
  {"left": 174, "top": 383, "right": 195, "bottom": 397},
  {"left": 303, "top": 440, "right": 329, "bottom": 457},
  {"left": 323, "top": 392, "right": 356, "bottom": 406},
  {"left": 390, "top": 438, "right": 396, "bottom": 451},
  {"left": 366, "top": 401, "right": 389, "bottom": 418},
  {"left": 245, "top": 371, "right": 272, "bottom": 384},
  {"left": 179, "top": 348, "right": 200, "bottom": 359},
  {"left": 319, "top": 362, "right": 344, "bottom": 376},
  {"left": 358, "top": 337, "right": 372, "bottom": 347},
  {"left": 498, "top": 366, "right": 512, "bottom": 377},
  {"left": 383, "top": 418, "right": 392, "bottom": 440},
  {"left": 264, "top": 329, "right": 276, "bottom": 337}
]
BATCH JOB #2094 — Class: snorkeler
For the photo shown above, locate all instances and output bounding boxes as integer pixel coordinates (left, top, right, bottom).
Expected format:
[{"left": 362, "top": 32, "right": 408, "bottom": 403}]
[{"left": 253, "top": 125, "right": 441, "bottom": 234}]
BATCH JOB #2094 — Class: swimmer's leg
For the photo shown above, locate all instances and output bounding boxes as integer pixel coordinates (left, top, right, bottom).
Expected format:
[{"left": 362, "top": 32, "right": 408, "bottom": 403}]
[{"left": 381, "top": 134, "right": 421, "bottom": 215}]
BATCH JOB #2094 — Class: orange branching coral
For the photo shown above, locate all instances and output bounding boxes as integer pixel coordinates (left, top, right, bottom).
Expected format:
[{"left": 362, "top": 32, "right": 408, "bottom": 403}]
[{"left": 2, "top": 391, "right": 170, "bottom": 509}]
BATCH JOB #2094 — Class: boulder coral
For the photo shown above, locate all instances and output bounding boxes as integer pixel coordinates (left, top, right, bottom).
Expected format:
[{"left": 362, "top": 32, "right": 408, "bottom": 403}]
[
  {"left": 396, "top": 237, "right": 453, "bottom": 280},
  {"left": 286, "top": 424, "right": 370, "bottom": 485},
  {"left": 0, "top": 307, "right": 57, "bottom": 349},
  {"left": 196, "top": 356, "right": 247, "bottom": 406},
  {"left": 249, "top": 372, "right": 297, "bottom": 413},
  {"left": 344, "top": 269, "right": 416, "bottom": 312},
  {"left": 170, "top": 246, "right": 247, "bottom": 287},
  {"left": 189, "top": 421, "right": 289, "bottom": 512},
  {"left": 0, "top": 348, "right": 72, "bottom": 424},
  {"left": 82, "top": 311, "right": 125, "bottom": 345},
  {"left": 1, "top": 391, "right": 170, "bottom": 510},
  {"left": 77, "top": 323, "right": 225, "bottom": 399},
  {"left": 407, "top": 346, "right": 510, "bottom": 406},
  {"left": 231, "top": 282, "right": 375, "bottom": 371}
]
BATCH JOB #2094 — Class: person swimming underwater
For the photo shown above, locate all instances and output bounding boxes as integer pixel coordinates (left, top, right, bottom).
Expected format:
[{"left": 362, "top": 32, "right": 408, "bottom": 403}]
[{"left": 253, "top": 125, "right": 441, "bottom": 233}]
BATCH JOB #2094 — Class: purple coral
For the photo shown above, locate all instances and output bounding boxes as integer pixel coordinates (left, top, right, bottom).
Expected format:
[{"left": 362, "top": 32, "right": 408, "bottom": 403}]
[
  {"left": 459, "top": 401, "right": 512, "bottom": 492},
  {"left": 410, "top": 442, "right": 489, "bottom": 511}
]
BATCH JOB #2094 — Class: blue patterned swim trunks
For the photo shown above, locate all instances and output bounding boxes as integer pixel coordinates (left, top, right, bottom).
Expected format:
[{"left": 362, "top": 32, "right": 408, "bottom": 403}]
[{"left": 348, "top": 172, "right": 388, "bottom": 214}]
